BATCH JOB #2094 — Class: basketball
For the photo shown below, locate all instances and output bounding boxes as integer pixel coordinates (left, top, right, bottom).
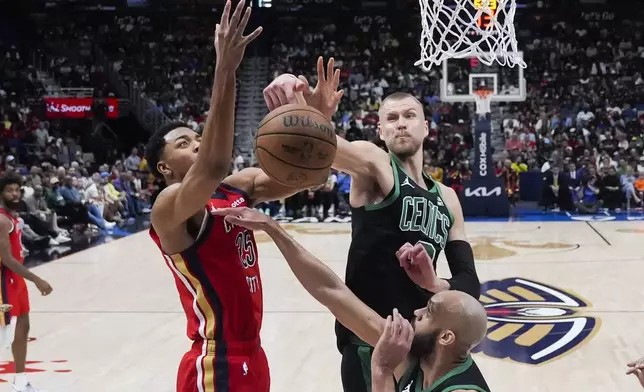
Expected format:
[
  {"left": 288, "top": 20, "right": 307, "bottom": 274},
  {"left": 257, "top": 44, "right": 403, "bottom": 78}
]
[{"left": 255, "top": 104, "right": 337, "bottom": 187}]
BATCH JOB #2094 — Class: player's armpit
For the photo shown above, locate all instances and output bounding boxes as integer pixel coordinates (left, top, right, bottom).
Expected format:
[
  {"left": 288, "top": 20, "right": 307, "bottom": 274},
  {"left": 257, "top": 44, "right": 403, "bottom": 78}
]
[
  {"left": 225, "top": 167, "right": 302, "bottom": 206},
  {"left": 441, "top": 184, "right": 481, "bottom": 299},
  {"left": 263, "top": 221, "right": 385, "bottom": 346}
]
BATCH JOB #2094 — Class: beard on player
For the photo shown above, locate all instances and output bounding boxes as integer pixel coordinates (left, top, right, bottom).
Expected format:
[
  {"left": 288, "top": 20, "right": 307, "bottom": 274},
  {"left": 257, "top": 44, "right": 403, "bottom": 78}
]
[
  {"left": 0, "top": 174, "right": 22, "bottom": 212},
  {"left": 378, "top": 93, "right": 429, "bottom": 160},
  {"left": 410, "top": 317, "right": 441, "bottom": 359}
]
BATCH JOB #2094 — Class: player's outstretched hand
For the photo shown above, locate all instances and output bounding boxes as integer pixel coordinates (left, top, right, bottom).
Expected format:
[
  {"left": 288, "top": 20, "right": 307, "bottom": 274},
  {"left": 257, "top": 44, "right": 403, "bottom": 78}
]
[
  {"left": 35, "top": 278, "right": 53, "bottom": 296},
  {"left": 263, "top": 57, "right": 343, "bottom": 120},
  {"left": 395, "top": 242, "right": 441, "bottom": 292},
  {"left": 213, "top": 207, "right": 272, "bottom": 231},
  {"left": 214, "top": 0, "right": 263, "bottom": 71},
  {"left": 627, "top": 357, "right": 644, "bottom": 388},
  {"left": 371, "top": 308, "right": 414, "bottom": 373}
]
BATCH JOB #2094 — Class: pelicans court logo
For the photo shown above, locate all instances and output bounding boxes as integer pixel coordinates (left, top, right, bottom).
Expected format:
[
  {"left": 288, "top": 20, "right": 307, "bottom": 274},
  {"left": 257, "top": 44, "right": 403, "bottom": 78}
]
[{"left": 473, "top": 278, "right": 600, "bottom": 365}]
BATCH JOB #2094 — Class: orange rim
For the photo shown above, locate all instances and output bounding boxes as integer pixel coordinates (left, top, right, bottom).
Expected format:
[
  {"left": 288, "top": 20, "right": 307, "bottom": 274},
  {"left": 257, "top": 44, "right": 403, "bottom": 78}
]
[{"left": 474, "top": 89, "right": 493, "bottom": 100}]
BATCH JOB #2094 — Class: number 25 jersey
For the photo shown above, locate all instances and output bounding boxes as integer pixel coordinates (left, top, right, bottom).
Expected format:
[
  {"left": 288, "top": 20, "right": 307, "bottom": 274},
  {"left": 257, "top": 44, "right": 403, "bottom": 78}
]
[{"left": 149, "top": 183, "right": 262, "bottom": 344}]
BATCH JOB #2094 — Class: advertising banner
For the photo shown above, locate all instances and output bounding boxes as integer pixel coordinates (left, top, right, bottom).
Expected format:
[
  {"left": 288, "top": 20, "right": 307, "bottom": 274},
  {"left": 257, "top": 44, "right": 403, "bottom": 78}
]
[{"left": 44, "top": 98, "right": 119, "bottom": 119}]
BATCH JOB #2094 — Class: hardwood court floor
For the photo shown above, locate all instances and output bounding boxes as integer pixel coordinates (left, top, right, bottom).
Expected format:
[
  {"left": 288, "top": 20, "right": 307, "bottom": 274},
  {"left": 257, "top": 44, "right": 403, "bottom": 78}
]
[{"left": 2, "top": 220, "right": 644, "bottom": 391}]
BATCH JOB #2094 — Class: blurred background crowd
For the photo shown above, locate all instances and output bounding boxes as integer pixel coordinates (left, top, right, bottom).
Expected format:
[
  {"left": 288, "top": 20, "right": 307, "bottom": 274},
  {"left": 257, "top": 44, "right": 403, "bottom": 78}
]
[{"left": 2, "top": 0, "right": 644, "bottom": 256}]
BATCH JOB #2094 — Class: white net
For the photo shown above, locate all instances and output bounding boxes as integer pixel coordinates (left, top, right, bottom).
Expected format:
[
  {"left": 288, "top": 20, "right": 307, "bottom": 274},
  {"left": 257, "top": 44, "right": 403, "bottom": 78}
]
[
  {"left": 473, "top": 89, "right": 493, "bottom": 116},
  {"left": 415, "top": 0, "right": 526, "bottom": 70}
]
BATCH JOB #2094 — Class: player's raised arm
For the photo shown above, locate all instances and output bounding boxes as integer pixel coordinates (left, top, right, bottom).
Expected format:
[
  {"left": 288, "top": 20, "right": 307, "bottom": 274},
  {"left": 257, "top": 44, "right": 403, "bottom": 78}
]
[
  {"left": 150, "top": 0, "right": 262, "bottom": 235},
  {"left": 212, "top": 207, "right": 385, "bottom": 346}
]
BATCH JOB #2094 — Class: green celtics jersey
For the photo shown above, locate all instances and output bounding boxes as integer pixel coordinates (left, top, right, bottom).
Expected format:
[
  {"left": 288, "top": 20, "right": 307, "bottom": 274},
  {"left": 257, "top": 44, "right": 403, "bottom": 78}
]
[
  {"left": 397, "top": 356, "right": 490, "bottom": 392},
  {"left": 336, "top": 153, "right": 454, "bottom": 350}
]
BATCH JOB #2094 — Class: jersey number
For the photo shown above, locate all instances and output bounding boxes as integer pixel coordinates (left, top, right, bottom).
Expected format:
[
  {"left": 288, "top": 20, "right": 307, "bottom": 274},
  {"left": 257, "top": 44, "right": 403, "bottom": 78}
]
[{"left": 235, "top": 230, "right": 257, "bottom": 269}]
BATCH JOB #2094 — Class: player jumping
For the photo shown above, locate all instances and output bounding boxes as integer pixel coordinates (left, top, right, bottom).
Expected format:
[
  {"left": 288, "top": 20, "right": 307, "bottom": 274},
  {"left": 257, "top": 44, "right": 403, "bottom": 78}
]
[
  {"left": 145, "top": 2, "right": 339, "bottom": 391},
  {"left": 0, "top": 173, "right": 54, "bottom": 392}
]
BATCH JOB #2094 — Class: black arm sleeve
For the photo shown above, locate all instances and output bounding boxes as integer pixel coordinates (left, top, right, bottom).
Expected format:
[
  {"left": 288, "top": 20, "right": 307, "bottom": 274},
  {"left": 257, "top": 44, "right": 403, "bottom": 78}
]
[{"left": 444, "top": 240, "right": 481, "bottom": 299}]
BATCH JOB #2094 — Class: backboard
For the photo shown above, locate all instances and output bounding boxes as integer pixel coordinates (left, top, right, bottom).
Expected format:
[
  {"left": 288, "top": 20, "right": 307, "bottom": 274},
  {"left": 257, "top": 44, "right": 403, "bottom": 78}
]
[{"left": 440, "top": 51, "right": 526, "bottom": 104}]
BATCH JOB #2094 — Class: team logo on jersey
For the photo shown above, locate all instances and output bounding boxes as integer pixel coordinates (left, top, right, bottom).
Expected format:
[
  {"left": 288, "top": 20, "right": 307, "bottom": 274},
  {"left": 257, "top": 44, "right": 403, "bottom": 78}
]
[
  {"left": 473, "top": 278, "right": 599, "bottom": 365},
  {"left": 401, "top": 177, "right": 414, "bottom": 188}
]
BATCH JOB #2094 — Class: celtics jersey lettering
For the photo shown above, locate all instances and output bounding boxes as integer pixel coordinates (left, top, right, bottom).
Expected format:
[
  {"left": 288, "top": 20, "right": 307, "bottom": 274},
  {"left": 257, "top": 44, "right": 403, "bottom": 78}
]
[
  {"left": 336, "top": 154, "right": 454, "bottom": 350},
  {"left": 397, "top": 356, "right": 490, "bottom": 392}
]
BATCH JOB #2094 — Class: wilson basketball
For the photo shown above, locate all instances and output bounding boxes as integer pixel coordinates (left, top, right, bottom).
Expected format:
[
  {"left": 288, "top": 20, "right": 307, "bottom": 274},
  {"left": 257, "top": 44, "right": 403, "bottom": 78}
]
[{"left": 255, "top": 104, "right": 337, "bottom": 187}]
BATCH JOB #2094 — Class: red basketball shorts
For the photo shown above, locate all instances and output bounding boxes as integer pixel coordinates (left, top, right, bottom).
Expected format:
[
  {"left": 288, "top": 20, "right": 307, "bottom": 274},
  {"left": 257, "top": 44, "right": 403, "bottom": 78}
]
[
  {"left": 177, "top": 340, "right": 270, "bottom": 392},
  {"left": 0, "top": 272, "right": 29, "bottom": 326}
]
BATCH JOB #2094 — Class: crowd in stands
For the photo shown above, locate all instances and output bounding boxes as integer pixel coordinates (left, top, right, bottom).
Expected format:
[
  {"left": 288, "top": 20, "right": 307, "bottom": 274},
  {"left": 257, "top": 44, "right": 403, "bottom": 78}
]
[
  {"left": 2, "top": 40, "right": 155, "bottom": 256},
  {"left": 267, "top": 7, "right": 644, "bottom": 219},
  {"left": 3, "top": 4, "right": 644, "bottom": 231}
]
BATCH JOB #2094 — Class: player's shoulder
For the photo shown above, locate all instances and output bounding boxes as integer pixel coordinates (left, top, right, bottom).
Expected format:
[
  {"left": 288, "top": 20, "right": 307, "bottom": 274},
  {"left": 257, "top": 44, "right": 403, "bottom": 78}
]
[
  {"left": 437, "top": 181, "right": 457, "bottom": 200},
  {"left": 150, "top": 183, "right": 181, "bottom": 226},
  {"left": 0, "top": 212, "right": 13, "bottom": 232},
  {"left": 437, "top": 182, "right": 463, "bottom": 215}
]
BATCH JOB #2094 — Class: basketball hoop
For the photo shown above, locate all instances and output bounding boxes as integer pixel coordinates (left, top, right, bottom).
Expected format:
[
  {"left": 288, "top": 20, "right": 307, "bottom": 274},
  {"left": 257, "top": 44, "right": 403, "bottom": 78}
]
[
  {"left": 473, "top": 88, "right": 493, "bottom": 116},
  {"left": 415, "top": 0, "right": 526, "bottom": 70}
]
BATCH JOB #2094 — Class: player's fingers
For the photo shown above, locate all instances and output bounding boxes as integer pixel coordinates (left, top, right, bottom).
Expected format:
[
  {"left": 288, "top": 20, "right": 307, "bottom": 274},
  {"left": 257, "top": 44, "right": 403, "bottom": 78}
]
[
  {"left": 273, "top": 86, "right": 290, "bottom": 106},
  {"left": 397, "top": 248, "right": 414, "bottom": 267},
  {"left": 212, "top": 207, "right": 244, "bottom": 216},
  {"left": 317, "top": 57, "right": 326, "bottom": 82},
  {"left": 223, "top": 215, "right": 250, "bottom": 228},
  {"left": 295, "top": 76, "right": 310, "bottom": 94},
  {"left": 393, "top": 308, "right": 400, "bottom": 336},
  {"left": 332, "top": 68, "right": 341, "bottom": 89},
  {"left": 382, "top": 315, "right": 392, "bottom": 338},
  {"left": 228, "top": 0, "right": 246, "bottom": 33},
  {"left": 263, "top": 90, "right": 278, "bottom": 111},
  {"left": 294, "top": 91, "right": 307, "bottom": 105},
  {"left": 326, "top": 57, "right": 335, "bottom": 82},
  {"left": 334, "top": 89, "right": 344, "bottom": 102},
  {"left": 395, "top": 242, "right": 413, "bottom": 258},
  {"left": 220, "top": 0, "right": 232, "bottom": 29},
  {"left": 241, "top": 26, "right": 263, "bottom": 45},
  {"left": 234, "top": 6, "right": 252, "bottom": 38}
]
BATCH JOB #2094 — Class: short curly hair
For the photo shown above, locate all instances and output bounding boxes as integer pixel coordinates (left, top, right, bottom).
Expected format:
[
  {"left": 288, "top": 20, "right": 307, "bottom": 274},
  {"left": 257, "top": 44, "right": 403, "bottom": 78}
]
[
  {"left": 0, "top": 172, "right": 22, "bottom": 193},
  {"left": 144, "top": 122, "right": 191, "bottom": 179}
]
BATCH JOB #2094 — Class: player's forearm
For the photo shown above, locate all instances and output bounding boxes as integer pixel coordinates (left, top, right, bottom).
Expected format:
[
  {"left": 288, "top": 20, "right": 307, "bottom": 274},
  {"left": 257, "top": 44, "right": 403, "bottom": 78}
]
[
  {"left": 195, "top": 66, "right": 237, "bottom": 178},
  {"left": 371, "top": 365, "right": 397, "bottom": 392},
  {"left": 264, "top": 220, "right": 344, "bottom": 297},
  {"left": 445, "top": 240, "right": 481, "bottom": 299},
  {"left": 1, "top": 254, "right": 41, "bottom": 283}
]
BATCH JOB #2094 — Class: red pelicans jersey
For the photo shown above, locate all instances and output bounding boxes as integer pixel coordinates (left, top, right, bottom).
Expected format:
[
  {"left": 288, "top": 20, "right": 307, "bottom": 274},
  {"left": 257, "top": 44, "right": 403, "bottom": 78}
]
[
  {"left": 150, "top": 184, "right": 263, "bottom": 345},
  {"left": 0, "top": 207, "right": 26, "bottom": 326}
]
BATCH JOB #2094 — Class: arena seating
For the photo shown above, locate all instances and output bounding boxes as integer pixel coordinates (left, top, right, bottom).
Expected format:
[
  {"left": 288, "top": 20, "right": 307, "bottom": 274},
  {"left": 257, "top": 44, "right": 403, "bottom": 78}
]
[{"left": 2, "top": 1, "right": 644, "bottom": 232}]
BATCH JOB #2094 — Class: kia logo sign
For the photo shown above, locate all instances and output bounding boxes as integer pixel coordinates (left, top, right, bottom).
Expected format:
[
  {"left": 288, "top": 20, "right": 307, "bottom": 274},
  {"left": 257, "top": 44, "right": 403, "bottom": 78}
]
[
  {"left": 464, "top": 187, "right": 502, "bottom": 197},
  {"left": 43, "top": 98, "right": 119, "bottom": 119}
]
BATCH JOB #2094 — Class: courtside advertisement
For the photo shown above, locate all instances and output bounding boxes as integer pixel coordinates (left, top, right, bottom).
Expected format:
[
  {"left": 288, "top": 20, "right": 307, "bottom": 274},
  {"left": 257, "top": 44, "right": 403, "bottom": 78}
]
[{"left": 44, "top": 98, "right": 119, "bottom": 119}]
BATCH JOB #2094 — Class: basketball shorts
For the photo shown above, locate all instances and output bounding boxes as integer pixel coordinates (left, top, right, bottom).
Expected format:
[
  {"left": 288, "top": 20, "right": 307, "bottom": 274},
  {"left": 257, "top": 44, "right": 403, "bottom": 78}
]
[
  {"left": 0, "top": 272, "right": 29, "bottom": 327},
  {"left": 178, "top": 340, "right": 270, "bottom": 392},
  {"left": 340, "top": 339, "right": 374, "bottom": 392}
]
